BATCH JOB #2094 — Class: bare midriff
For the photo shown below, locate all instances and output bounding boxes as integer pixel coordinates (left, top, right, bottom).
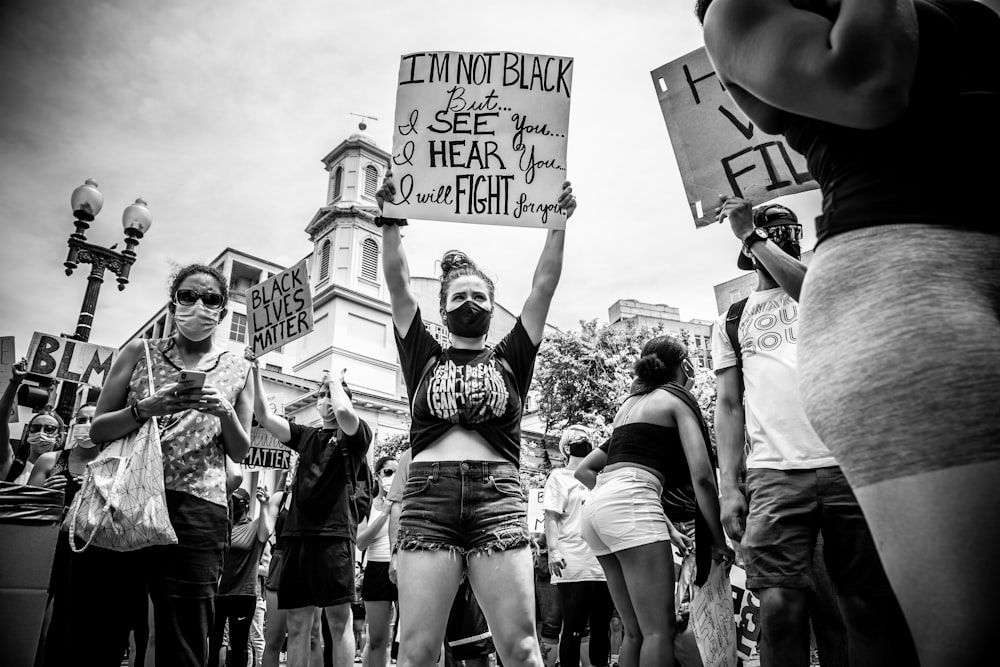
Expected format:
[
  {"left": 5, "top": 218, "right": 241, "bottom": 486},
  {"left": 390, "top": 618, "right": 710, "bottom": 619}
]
[{"left": 412, "top": 425, "right": 508, "bottom": 463}]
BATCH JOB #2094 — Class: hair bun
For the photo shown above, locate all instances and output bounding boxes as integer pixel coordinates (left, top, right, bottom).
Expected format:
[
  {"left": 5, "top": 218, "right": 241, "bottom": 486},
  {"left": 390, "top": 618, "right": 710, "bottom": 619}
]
[
  {"left": 633, "top": 354, "right": 669, "bottom": 383},
  {"left": 440, "top": 250, "right": 473, "bottom": 277}
]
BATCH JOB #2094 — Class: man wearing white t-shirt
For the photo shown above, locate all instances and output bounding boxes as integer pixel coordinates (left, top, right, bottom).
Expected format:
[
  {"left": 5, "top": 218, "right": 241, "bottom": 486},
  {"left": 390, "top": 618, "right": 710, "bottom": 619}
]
[
  {"left": 713, "top": 199, "right": 914, "bottom": 667},
  {"left": 543, "top": 426, "right": 615, "bottom": 667}
]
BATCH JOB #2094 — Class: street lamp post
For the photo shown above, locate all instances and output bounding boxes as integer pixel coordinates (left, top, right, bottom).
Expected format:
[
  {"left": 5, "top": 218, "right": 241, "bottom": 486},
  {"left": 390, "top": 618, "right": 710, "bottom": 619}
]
[{"left": 54, "top": 179, "right": 152, "bottom": 422}]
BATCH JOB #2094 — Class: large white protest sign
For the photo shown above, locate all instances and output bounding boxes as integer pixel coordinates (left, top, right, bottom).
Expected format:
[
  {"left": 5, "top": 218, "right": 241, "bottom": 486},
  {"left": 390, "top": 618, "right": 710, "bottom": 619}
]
[
  {"left": 25, "top": 333, "right": 117, "bottom": 389},
  {"left": 651, "top": 47, "right": 817, "bottom": 227},
  {"left": 384, "top": 51, "right": 573, "bottom": 229},
  {"left": 248, "top": 260, "right": 314, "bottom": 357}
]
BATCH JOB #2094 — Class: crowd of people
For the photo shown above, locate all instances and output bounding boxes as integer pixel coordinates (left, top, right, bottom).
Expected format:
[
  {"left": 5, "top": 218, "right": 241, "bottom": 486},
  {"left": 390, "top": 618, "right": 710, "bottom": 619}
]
[{"left": 2, "top": 1, "right": 998, "bottom": 666}]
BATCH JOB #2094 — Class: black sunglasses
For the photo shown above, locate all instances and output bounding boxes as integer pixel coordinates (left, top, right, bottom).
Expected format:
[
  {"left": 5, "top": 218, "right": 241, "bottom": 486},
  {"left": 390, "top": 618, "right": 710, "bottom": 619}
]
[
  {"left": 174, "top": 289, "right": 225, "bottom": 310},
  {"left": 28, "top": 423, "right": 60, "bottom": 435},
  {"left": 379, "top": 468, "right": 397, "bottom": 478}
]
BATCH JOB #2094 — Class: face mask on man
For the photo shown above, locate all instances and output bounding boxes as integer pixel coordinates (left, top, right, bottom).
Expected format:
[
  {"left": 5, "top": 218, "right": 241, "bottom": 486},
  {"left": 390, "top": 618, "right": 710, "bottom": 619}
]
[
  {"left": 70, "top": 423, "right": 97, "bottom": 449},
  {"left": 446, "top": 301, "right": 492, "bottom": 338},
  {"left": 173, "top": 302, "right": 220, "bottom": 342},
  {"left": 317, "top": 397, "right": 336, "bottom": 422}
]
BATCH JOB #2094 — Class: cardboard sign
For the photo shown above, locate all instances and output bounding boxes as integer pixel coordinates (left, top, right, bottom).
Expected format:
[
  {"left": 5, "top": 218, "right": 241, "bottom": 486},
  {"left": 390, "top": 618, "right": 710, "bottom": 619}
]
[
  {"left": 248, "top": 260, "right": 314, "bottom": 357},
  {"left": 1, "top": 337, "right": 16, "bottom": 422},
  {"left": 692, "top": 562, "right": 739, "bottom": 667},
  {"left": 527, "top": 487, "right": 545, "bottom": 533},
  {"left": 651, "top": 47, "right": 817, "bottom": 227},
  {"left": 242, "top": 426, "right": 295, "bottom": 470},
  {"left": 384, "top": 51, "right": 573, "bottom": 229},
  {"left": 25, "top": 333, "right": 117, "bottom": 389}
]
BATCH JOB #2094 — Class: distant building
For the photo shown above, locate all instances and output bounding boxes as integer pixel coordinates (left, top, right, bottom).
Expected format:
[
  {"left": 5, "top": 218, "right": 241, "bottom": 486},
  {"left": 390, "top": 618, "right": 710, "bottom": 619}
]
[
  {"left": 123, "top": 129, "right": 556, "bottom": 491},
  {"left": 607, "top": 299, "right": 715, "bottom": 369}
]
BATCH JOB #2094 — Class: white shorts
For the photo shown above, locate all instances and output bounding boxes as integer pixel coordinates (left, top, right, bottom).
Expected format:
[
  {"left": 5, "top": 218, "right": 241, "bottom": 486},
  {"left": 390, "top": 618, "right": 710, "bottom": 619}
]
[{"left": 581, "top": 467, "right": 670, "bottom": 556}]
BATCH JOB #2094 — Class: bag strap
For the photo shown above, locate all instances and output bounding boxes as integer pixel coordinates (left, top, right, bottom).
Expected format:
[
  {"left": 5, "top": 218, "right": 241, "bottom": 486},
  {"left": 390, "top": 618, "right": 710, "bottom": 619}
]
[{"left": 725, "top": 297, "right": 749, "bottom": 374}]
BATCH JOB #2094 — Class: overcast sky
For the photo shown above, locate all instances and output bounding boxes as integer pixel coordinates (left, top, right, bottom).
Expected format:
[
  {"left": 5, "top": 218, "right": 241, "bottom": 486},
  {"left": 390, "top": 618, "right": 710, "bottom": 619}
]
[{"left": 0, "top": 0, "right": 823, "bottom": 357}]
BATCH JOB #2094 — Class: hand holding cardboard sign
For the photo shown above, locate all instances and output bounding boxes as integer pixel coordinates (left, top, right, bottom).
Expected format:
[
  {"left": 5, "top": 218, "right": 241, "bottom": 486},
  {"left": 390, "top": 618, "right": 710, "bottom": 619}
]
[
  {"left": 716, "top": 196, "right": 754, "bottom": 241},
  {"left": 556, "top": 181, "right": 576, "bottom": 220}
]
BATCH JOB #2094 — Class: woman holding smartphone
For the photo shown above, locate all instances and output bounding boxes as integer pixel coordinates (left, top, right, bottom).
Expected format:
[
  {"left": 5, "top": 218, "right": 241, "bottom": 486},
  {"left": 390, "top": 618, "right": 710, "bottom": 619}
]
[{"left": 62, "top": 263, "right": 254, "bottom": 667}]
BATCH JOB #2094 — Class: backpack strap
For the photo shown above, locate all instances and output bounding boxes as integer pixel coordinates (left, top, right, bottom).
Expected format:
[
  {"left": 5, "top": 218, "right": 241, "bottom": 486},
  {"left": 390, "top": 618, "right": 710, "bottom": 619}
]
[{"left": 725, "top": 297, "right": 749, "bottom": 375}]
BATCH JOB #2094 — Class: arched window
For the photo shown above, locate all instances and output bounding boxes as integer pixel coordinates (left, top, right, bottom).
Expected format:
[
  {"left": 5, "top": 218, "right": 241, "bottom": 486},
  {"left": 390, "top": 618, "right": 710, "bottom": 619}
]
[
  {"left": 333, "top": 167, "right": 343, "bottom": 201},
  {"left": 363, "top": 165, "right": 379, "bottom": 199},
  {"left": 319, "top": 240, "right": 331, "bottom": 281},
  {"left": 360, "top": 238, "right": 379, "bottom": 282}
]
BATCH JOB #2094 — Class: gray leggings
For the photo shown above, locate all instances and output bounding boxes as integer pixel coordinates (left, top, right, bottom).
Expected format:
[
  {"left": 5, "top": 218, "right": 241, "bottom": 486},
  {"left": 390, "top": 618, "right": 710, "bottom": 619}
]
[{"left": 798, "top": 224, "right": 1000, "bottom": 488}]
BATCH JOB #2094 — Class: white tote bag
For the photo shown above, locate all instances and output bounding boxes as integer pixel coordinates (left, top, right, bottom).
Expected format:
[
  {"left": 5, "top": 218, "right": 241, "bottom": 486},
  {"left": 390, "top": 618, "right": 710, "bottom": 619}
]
[{"left": 65, "top": 339, "right": 177, "bottom": 552}]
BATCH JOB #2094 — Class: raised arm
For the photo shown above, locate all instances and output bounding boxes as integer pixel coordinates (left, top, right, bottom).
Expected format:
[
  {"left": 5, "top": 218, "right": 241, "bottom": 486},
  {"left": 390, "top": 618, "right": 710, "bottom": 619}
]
[
  {"left": 376, "top": 173, "right": 419, "bottom": 336},
  {"left": 257, "top": 487, "right": 280, "bottom": 542},
  {"left": 719, "top": 197, "right": 807, "bottom": 301},
  {"left": 245, "top": 350, "right": 291, "bottom": 443},
  {"left": 714, "top": 366, "right": 748, "bottom": 543},
  {"left": 704, "top": 0, "right": 919, "bottom": 129},
  {"left": 327, "top": 369, "right": 360, "bottom": 437},
  {"left": 520, "top": 182, "right": 575, "bottom": 344},
  {"left": 0, "top": 358, "right": 26, "bottom": 480}
]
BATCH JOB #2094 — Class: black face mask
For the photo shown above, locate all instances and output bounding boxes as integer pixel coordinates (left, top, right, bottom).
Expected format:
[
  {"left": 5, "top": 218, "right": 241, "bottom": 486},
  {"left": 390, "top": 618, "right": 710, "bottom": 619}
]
[
  {"left": 569, "top": 441, "right": 592, "bottom": 458},
  {"left": 446, "top": 301, "right": 491, "bottom": 338}
]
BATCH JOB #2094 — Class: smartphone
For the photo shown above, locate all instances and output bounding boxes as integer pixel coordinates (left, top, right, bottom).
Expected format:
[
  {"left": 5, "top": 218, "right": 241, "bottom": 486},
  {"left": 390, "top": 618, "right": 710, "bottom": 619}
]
[{"left": 178, "top": 369, "right": 207, "bottom": 390}]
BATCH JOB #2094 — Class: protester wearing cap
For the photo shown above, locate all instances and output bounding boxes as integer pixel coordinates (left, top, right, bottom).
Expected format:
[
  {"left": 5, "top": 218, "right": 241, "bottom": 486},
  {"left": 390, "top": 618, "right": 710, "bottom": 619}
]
[{"left": 712, "top": 198, "right": 914, "bottom": 666}]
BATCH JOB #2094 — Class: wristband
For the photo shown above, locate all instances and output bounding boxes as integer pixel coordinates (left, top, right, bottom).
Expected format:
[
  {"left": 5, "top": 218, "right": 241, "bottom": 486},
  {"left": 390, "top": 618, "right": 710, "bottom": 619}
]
[
  {"left": 130, "top": 401, "right": 149, "bottom": 424},
  {"left": 374, "top": 216, "right": 408, "bottom": 228}
]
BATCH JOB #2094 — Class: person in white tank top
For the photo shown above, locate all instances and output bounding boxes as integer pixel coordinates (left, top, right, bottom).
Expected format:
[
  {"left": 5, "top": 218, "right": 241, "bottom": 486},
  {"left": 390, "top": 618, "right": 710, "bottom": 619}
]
[{"left": 357, "top": 455, "right": 399, "bottom": 667}]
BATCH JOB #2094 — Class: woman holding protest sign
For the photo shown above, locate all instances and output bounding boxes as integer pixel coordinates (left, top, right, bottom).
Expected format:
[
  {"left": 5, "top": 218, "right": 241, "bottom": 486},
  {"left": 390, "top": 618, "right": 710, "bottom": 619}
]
[
  {"left": 64, "top": 262, "right": 254, "bottom": 666},
  {"left": 696, "top": 1, "right": 1000, "bottom": 662},
  {"left": 376, "top": 171, "right": 575, "bottom": 667}
]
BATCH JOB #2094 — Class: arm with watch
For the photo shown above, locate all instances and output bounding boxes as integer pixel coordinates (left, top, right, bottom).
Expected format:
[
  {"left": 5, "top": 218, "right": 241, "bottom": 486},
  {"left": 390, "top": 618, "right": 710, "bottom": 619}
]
[{"left": 718, "top": 197, "right": 808, "bottom": 301}]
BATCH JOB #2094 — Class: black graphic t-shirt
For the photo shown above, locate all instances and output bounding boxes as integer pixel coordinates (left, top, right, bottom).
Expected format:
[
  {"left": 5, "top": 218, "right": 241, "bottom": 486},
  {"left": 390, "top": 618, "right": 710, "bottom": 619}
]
[
  {"left": 282, "top": 420, "right": 373, "bottom": 540},
  {"left": 395, "top": 308, "right": 539, "bottom": 466}
]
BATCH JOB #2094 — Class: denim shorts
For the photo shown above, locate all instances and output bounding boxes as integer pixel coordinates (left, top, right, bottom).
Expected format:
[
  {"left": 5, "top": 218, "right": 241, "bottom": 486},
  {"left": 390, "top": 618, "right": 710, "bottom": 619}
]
[
  {"left": 742, "top": 466, "right": 893, "bottom": 594},
  {"left": 398, "top": 461, "right": 530, "bottom": 556}
]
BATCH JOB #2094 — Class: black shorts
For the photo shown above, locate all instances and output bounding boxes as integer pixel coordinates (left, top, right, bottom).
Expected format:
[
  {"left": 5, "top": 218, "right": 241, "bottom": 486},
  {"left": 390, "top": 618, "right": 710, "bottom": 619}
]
[
  {"left": 277, "top": 537, "right": 355, "bottom": 609},
  {"left": 361, "top": 560, "right": 398, "bottom": 602},
  {"left": 264, "top": 549, "right": 284, "bottom": 592}
]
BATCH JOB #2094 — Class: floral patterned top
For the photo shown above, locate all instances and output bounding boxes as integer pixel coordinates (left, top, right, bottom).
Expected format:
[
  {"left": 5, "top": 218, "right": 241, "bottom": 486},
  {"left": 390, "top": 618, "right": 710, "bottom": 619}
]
[{"left": 128, "top": 339, "right": 251, "bottom": 507}]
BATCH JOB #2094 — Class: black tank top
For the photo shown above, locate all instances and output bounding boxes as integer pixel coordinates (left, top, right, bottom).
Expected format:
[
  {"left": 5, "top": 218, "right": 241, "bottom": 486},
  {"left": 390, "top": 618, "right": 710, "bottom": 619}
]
[
  {"left": 46, "top": 449, "right": 82, "bottom": 509},
  {"left": 783, "top": 0, "right": 1000, "bottom": 243}
]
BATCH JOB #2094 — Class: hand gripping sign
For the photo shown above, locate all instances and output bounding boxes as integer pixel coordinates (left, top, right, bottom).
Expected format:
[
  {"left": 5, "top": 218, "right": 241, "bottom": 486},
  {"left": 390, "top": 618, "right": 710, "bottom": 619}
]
[
  {"left": 384, "top": 51, "right": 573, "bottom": 229},
  {"left": 650, "top": 47, "right": 817, "bottom": 227}
]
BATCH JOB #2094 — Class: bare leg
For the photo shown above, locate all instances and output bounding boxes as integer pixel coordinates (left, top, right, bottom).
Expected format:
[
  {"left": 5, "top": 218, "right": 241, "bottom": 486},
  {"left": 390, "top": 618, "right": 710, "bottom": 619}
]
[
  {"left": 855, "top": 461, "right": 1000, "bottom": 666},
  {"left": 613, "top": 542, "right": 675, "bottom": 667},
  {"left": 596, "top": 556, "right": 639, "bottom": 667},
  {"left": 287, "top": 607, "right": 318, "bottom": 667},
  {"left": 397, "top": 550, "right": 464, "bottom": 667},
  {"left": 466, "top": 546, "right": 541, "bottom": 667},
  {"left": 323, "top": 603, "right": 355, "bottom": 667},
  {"left": 363, "top": 601, "right": 394, "bottom": 667},
  {"left": 756, "top": 588, "right": 809, "bottom": 667}
]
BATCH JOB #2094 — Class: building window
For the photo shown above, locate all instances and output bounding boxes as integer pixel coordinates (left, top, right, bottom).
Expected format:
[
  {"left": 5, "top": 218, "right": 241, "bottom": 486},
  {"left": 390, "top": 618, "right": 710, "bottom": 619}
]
[
  {"left": 363, "top": 165, "right": 379, "bottom": 199},
  {"left": 230, "top": 313, "right": 247, "bottom": 343},
  {"left": 333, "top": 167, "right": 343, "bottom": 201},
  {"left": 265, "top": 363, "right": 281, "bottom": 373},
  {"left": 319, "top": 240, "right": 331, "bottom": 281},
  {"left": 360, "top": 238, "right": 379, "bottom": 282}
]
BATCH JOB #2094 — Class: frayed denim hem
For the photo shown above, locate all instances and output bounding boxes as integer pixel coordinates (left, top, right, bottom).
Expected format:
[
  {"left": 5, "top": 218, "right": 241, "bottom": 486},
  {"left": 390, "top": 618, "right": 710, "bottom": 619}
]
[{"left": 397, "top": 524, "right": 529, "bottom": 558}]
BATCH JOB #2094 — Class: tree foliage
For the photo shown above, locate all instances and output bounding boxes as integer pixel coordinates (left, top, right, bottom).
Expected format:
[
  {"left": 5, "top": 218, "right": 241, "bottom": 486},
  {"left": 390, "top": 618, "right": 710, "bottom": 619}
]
[
  {"left": 375, "top": 431, "right": 410, "bottom": 461},
  {"left": 531, "top": 320, "right": 718, "bottom": 447}
]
